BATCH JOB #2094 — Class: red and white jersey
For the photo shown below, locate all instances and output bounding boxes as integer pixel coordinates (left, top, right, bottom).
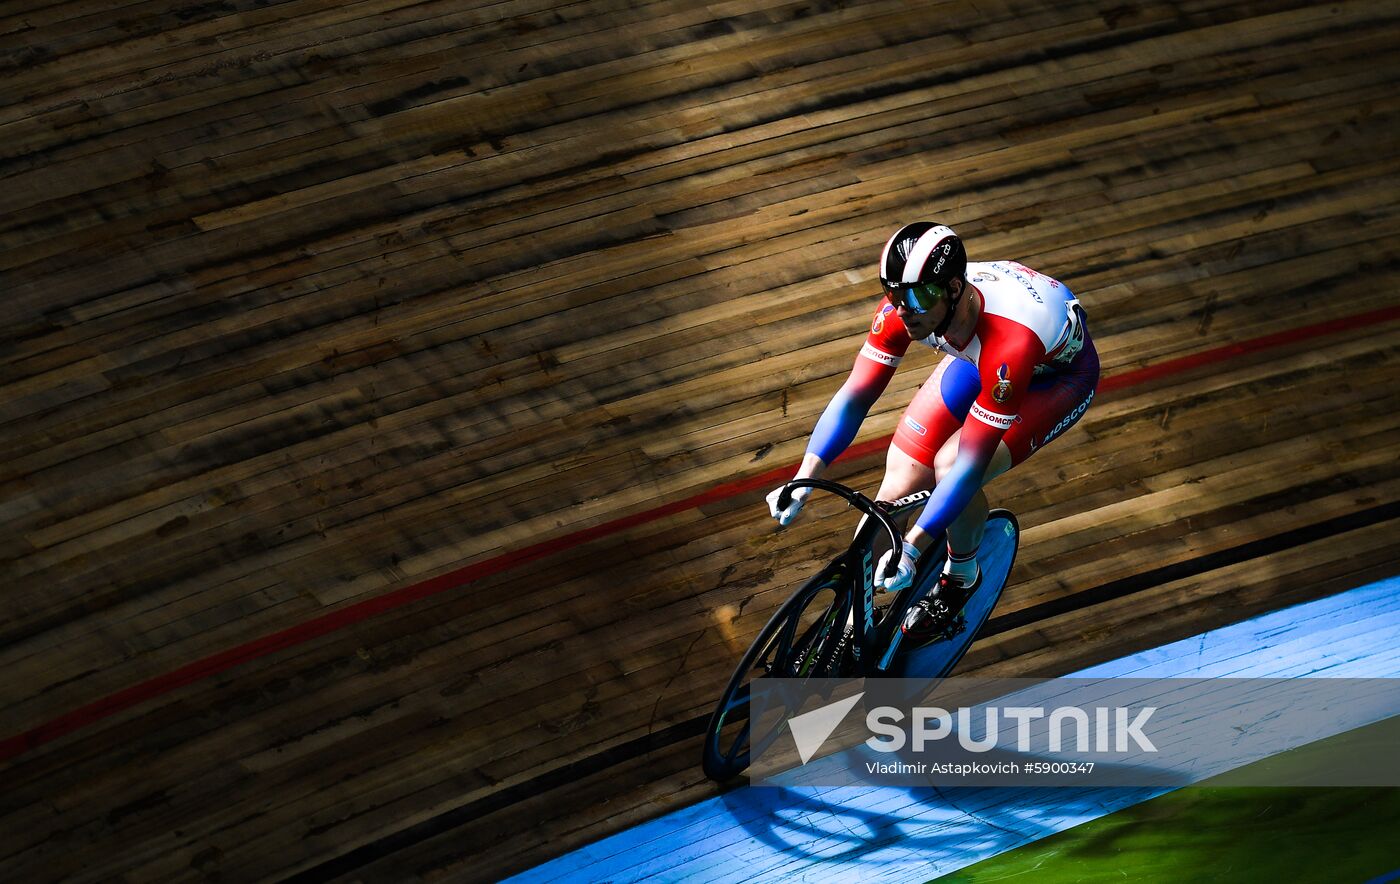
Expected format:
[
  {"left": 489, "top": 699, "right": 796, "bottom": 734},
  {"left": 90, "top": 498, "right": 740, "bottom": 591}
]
[{"left": 860, "top": 260, "right": 1087, "bottom": 435}]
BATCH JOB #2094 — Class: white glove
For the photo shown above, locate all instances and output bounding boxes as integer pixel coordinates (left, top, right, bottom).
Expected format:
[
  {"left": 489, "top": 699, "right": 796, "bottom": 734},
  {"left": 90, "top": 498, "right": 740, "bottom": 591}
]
[
  {"left": 876, "top": 541, "right": 921, "bottom": 593},
  {"left": 766, "top": 484, "right": 813, "bottom": 526}
]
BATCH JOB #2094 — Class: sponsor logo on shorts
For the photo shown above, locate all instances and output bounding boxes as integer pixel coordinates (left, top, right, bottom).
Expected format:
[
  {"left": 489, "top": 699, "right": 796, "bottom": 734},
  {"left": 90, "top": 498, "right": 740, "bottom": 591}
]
[
  {"left": 992, "top": 363, "right": 1014, "bottom": 403},
  {"left": 1040, "top": 388, "right": 1095, "bottom": 447},
  {"left": 904, "top": 416, "right": 928, "bottom": 436},
  {"left": 970, "top": 401, "right": 1016, "bottom": 430},
  {"left": 860, "top": 342, "right": 901, "bottom": 367}
]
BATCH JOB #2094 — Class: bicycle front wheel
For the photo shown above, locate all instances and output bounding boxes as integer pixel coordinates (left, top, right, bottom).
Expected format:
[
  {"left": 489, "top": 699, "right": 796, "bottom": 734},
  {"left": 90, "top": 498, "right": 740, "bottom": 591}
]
[{"left": 701, "top": 562, "right": 850, "bottom": 781}]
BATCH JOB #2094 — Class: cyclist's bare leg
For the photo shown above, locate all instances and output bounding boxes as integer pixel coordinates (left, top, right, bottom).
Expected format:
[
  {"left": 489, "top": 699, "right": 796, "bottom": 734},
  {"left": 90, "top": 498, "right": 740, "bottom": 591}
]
[
  {"left": 874, "top": 435, "right": 1011, "bottom": 557},
  {"left": 876, "top": 444, "right": 938, "bottom": 506}
]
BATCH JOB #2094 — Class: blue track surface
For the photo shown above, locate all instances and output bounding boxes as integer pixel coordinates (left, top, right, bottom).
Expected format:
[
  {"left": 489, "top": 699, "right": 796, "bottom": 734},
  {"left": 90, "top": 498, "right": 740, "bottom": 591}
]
[{"left": 508, "top": 575, "right": 1400, "bottom": 883}]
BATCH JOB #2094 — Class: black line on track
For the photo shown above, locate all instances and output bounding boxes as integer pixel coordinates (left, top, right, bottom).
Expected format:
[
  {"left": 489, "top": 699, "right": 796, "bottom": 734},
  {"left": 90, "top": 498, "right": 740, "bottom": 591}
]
[
  {"left": 282, "top": 715, "right": 710, "bottom": 883},
  {"left": 286, "top": 499, "right": 1399, "bottom": 882},
  {"left": 983, "top": 499, "right": 1400, "bottom": 637}
]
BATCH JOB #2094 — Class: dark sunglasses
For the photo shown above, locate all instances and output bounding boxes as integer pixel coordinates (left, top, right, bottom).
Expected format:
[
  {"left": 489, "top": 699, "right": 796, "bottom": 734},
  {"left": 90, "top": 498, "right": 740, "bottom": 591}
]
[{"left": 880, "top": 278, "right": 949, "bottom": 314}]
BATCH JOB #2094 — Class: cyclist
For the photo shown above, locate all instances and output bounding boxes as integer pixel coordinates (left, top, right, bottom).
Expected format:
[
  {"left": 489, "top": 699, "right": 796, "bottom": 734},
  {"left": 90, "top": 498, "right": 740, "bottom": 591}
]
[{"left": 766, "top": 221, "right": 1099, "bottom": 643}]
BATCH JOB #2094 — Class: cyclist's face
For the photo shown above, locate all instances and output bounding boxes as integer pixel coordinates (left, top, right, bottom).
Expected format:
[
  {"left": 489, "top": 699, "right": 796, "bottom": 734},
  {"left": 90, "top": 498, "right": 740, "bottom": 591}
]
[
  {"left": 895, "top": 278, "right": 960, "bottom": 338},
  {"left": 896, "top": 301, "right": 944, "bottom": 338}
]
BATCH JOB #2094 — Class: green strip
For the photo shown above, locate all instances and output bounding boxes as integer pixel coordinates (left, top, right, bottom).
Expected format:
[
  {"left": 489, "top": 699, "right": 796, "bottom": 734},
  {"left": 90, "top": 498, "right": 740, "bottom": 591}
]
[{"left": 934, "top": 717, "right": 1400, "bottom": 883}]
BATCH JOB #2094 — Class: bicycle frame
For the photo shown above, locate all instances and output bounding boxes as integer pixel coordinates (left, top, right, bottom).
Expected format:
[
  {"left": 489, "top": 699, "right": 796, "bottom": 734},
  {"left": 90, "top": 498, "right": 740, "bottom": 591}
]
[
  {"left": 773, "top": 479, "right": 941, "bottom": 677},
  {"left": 702, "top": 480, "right": 1009, "bottom": 780}
]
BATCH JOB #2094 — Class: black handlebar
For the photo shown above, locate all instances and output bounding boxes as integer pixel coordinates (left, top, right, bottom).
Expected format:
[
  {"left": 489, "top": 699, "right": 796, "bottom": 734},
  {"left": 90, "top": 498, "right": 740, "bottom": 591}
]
[{"left": 776, "top": 478, "right": 904, "bottom": 582}]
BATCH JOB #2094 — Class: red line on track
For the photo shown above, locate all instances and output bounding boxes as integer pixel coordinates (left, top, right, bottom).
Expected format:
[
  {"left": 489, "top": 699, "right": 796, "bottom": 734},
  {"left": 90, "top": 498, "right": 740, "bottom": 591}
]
[
  {"left": 1098, "top": 305, "right": 1400, "bottom": 393},
  {"left": 4, "top": 305, "right": 1398, "bottom": 763}
]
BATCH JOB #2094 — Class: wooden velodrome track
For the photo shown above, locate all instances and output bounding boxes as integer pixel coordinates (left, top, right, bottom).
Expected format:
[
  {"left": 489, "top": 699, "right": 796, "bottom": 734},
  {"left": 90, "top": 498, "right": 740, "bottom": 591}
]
[{"left": 2, "top": 0, "right": 1398, "bottom": 880}]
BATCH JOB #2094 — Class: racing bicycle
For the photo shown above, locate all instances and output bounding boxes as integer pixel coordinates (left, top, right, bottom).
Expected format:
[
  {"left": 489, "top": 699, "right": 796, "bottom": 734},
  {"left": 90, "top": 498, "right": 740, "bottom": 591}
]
[{"left": 701, "top": 478, "right": 1020, "bottom": 781}]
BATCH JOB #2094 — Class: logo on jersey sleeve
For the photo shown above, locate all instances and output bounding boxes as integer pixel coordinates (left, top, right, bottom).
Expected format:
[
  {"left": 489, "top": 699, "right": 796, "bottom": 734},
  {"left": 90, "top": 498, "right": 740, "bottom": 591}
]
[
  {"left": 969, "top": 401, "right": 1016, "bottom": 430},
  {"left": 859, "top": 342, "right": 901, "bottom": 367},
  {"left": 872, "top": 303, "right": 895, "bottom": 334},
  {"left": 992, "top": 363, "right": 1014, "bottom": 403}
]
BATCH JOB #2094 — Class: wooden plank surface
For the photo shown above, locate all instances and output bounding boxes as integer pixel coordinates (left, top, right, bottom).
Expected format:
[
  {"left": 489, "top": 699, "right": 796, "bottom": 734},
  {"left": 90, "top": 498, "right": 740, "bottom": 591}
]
[{"left": 1, "top": 0, "right": 1398, "bottom": 880}]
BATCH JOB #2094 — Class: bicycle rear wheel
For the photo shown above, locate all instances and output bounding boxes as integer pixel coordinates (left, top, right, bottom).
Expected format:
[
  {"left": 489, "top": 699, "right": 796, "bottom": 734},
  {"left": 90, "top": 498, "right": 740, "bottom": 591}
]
[{"left": 701, "top": 562, "right": 851, "bottom": 781}]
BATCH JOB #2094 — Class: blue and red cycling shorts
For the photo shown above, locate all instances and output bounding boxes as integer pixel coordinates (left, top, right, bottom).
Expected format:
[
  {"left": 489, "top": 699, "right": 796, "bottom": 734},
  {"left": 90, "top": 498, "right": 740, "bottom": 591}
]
[{"left": 891, "top": 338, "right": 1099, "bottom": 468}]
